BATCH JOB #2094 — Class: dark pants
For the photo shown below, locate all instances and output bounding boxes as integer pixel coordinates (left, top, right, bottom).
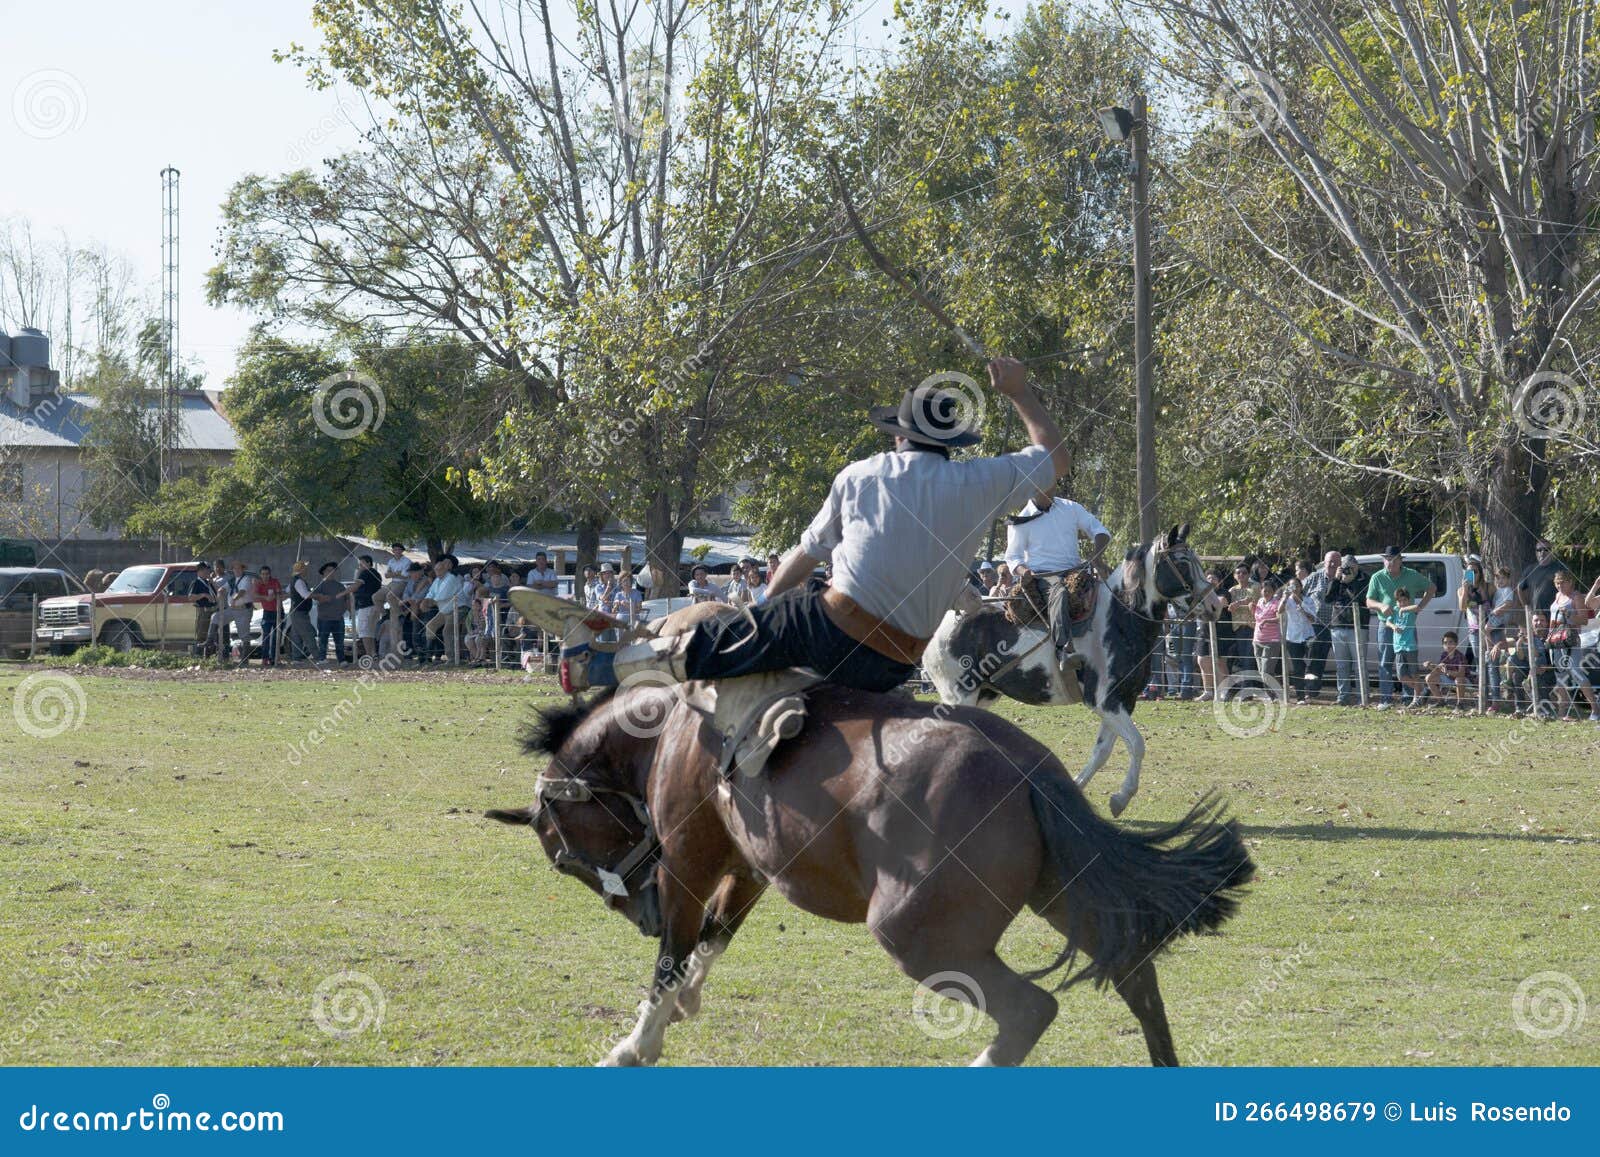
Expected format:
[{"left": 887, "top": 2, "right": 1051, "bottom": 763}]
[
  {"left": 317, "top": 616, "right": 347, "bottom": 663},
  {"left": 1305, "top": 624, "right": 1332, "bottom": 689},
  {"left": 685, "top": 589, "right": 915, "bottom": 693},
  {"left": 260, "top": 610, "right": 280, "bottom": 663}
]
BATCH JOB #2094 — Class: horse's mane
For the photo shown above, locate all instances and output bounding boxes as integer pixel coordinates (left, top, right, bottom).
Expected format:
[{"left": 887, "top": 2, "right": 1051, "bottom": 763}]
[{"left": 520, "top": 689, "right": 617, "bottom": 756}]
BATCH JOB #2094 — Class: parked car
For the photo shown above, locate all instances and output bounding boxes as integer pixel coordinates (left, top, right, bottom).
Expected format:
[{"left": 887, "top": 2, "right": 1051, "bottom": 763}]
[
  {"left": 35, "top": 562, "right": 205, "bottom": 653},
  {"left": 0, "top": 568, "right": 85, "bottom": 658}
]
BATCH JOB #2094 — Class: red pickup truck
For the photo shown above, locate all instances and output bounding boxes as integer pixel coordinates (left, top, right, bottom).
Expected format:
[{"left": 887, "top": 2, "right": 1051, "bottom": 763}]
[{"left": 35, "top": 562, "right": 207, "bottom": 653}]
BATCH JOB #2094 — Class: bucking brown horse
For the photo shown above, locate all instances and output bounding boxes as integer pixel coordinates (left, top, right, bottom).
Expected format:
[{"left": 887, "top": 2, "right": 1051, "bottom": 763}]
[{"left": 488, "top": 680, "right": 1252, "bottom": 1066}]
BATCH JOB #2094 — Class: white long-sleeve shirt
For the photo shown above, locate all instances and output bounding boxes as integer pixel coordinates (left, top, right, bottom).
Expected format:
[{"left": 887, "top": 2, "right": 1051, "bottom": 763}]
[
  {"left": 1002, "top": 497, "right": 1109, "bottom": 573},
  {"left": 798, "top": 446, "right": 1055, "bottom": 638}
]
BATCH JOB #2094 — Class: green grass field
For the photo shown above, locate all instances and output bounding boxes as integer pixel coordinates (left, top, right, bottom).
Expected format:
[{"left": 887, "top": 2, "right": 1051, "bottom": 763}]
[{"left": 2, "top": 666, "right": 1596, "bottom": 1066}]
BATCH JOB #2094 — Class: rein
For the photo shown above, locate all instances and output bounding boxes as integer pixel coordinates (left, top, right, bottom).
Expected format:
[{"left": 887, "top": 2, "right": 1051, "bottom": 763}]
[{"left": 534, "top": 772, "right": 658, "bottom": 899}]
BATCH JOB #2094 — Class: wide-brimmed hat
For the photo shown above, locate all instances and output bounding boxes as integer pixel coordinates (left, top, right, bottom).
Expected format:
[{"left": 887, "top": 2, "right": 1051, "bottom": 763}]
[
  {"left": 1380, "top": 544, "right": 1403, "bottom": 559},
  {"left": 868, "top": 383, "right": 983, "bottom": 448}
]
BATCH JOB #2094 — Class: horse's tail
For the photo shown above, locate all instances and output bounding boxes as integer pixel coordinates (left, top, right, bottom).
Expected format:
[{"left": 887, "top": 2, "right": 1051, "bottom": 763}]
[{"left": 1024, "top": 777, "right": 1253, "bottom": 988}]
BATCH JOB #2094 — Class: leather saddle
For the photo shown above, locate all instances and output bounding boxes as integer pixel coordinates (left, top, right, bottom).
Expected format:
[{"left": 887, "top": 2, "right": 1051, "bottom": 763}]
[
  {"left": 1001, "top": 568, "right": 1099, "bottom": 636},
  {"left": 646, "top": 604, "right": 820, "bottom": 780}
]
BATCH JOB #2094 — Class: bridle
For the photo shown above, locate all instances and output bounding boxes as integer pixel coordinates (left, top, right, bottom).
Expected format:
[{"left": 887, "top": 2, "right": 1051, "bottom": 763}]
[{"left": 533, "top": 771, "right": 659, "bottom": 903}]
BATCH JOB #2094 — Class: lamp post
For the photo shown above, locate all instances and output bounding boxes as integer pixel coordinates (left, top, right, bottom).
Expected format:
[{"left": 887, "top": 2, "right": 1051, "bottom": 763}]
[{"left": 1098, "top": 95, "right": 1157, "bottom": 544}]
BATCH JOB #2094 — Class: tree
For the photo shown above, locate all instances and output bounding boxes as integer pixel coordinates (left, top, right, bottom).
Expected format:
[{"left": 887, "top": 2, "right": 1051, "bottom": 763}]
[
  {"left": 128, "top": 334, "right": 509, "bottom": 557},
  {"left": 1129, "top": 0, "right": 1600, "bottom": 570},
  {"left": 76, "top": 342, "right": 164, "bottom": 532}
]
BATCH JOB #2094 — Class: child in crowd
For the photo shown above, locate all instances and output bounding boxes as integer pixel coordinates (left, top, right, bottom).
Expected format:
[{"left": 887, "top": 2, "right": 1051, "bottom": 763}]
[
  {"left": 1252, "top": 575, "right": 1285, "bottom": 686},
  {"left": 1423, "top": 630, "right": 1472, "bottom": 709},
  {"left": 1388, "top": 588, "right": 1422, "bottom": 707}
]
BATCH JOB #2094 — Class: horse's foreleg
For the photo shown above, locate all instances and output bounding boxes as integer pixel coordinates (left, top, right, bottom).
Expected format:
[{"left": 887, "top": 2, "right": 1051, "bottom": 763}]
[
  {"left": 1075, "top": 716, "right": 1116, "bottom": 788},
  {"left": 673, "top": 870, "right": 767, "bottom": 1023},
  {"left": 600, "top": 870, "right": 706, "bottom": 1067},
  {"left": 1106, "top": 711, "right": 1145, "bottom": 818}
]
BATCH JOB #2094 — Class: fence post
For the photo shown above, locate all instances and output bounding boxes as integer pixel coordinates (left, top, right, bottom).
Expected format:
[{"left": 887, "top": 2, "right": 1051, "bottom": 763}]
[
  {"left": 29, "top": 593, "right": 38, "bottom": 661},
  {"left": 492, "top": 602, "right": 502, "bottom": 671},
  {"left": 1526, "top": 604, "right": 1541, "bottom": 721},
  {"left": 1353, "top": 603, "right": 1368, "bottom": 707},
  {"left": 1476, "top": 618, "right": 1487, "bottom": 715},
  {"left": 1207, "top": 617, "right": 1220, "bottom": 698},
  {"left": 450, "top": 602, "right": 460, "bottom": 667},
  {"left": 1280, "top": 636, "right": 1291, "bottom": 707}
]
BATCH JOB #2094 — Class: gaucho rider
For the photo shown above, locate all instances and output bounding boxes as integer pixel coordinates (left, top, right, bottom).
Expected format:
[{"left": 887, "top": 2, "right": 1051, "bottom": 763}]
[
  {"left": 554, "top": 358, "right": 1071, "bottom": 693},
  {"left": 1003, "top": 488, "right": 1111, "bottom": 673}
]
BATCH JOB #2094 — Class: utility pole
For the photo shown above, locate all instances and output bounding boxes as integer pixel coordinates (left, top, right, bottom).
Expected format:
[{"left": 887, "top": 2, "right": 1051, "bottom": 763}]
[
  {"left": 1098, "top": 97, "right": 1158, "bottom": 543},
  {"left": 1129, "top": 94, "right": 1157, "bottom": 544},
  {"left": 160, "top": 166, "right": 180, "bottom": 562}
]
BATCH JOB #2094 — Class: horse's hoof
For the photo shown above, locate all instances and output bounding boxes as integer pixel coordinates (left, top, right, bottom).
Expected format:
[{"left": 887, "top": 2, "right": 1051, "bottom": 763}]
[
  {"left": 1109, "top": 792, "right": 1132, "bottom": 818},
  {"left": 598, "top": 1043, "right": 643, "bottom": 1067}
]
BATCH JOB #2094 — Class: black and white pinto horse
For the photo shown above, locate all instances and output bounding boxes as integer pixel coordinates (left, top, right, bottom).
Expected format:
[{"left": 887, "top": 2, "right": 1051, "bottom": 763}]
[{"left": 924, "top": 524, "right": 1212, "bottom": 817}]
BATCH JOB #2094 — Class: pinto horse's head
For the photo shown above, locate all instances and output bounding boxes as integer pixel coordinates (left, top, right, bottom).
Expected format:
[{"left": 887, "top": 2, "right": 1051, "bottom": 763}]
[
  {"left": 485, "top": 689, "right": 668, "bottom": 937},
  {"left": 1123, "top": 523, "right": 1209, "bottom": 616}
]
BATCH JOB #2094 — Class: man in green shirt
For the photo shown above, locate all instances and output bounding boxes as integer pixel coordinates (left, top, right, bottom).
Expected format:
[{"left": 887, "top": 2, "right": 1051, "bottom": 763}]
[{"left": 1364, "top": 545, "right": 1434, "bottom": 708}]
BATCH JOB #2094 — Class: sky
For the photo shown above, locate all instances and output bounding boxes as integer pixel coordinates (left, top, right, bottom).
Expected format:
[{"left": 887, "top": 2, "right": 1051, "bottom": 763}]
[
  {"left": 2, "top": 0, "right": 1012, "bottom": 389},
  {"left": 2, "top": 0, "right": 366, "bottom": 387}
]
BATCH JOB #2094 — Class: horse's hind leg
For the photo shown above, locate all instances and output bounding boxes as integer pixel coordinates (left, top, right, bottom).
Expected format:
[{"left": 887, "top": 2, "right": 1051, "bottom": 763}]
[
  {"left": 1075, "top": 716, "right": 1117, "bottom": 788},
  {"left": 1114, "top": 959, "right": 1178, "bottom": 1066},
  {"left": 902, "top": 952, "right": 1059, "bottom": 1066},
  {"left": 673, "top": 870, "right": 766, "bottom": 1023}
]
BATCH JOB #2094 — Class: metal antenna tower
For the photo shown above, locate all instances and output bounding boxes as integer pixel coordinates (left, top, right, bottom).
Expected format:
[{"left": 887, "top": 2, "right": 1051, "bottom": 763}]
[{"left": 159, "top": 166, "right": 180, "bottom": 485}]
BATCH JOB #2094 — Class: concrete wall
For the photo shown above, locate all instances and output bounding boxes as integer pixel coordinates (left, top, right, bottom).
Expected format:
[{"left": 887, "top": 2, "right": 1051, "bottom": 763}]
[{"left": 5, "top": 448, "right": 234, "bottom": 541}]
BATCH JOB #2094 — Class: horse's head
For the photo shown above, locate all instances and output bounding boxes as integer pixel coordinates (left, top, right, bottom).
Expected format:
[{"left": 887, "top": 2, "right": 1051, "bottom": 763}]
[
  {"left": 1122, "top": 523, "right": 1209, "bottom": 616},
  {"left": 487, "top": 688, "right": 671, "bottom": 937}
]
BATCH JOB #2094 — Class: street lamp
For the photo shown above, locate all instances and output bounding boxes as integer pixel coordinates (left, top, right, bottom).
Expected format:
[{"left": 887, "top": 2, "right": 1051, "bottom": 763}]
[{"left": 1099, "top": 96, "right": 1158, "bottom": 544}]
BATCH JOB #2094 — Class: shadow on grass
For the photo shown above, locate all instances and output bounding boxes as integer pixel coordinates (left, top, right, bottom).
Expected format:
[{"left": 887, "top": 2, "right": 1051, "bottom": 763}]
[{"left": 1120, "top": 819, "right": 1596, "bottom": 846}]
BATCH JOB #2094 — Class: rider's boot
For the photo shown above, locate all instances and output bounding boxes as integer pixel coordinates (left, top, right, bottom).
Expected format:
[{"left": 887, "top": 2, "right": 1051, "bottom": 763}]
[{"left": 561, "top": 632, "right": 692, "bottom": 694}]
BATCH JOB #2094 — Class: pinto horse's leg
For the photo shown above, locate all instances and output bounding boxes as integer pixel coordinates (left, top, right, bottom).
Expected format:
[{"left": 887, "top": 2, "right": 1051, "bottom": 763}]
[
  {"left": 1105, "top": 710, "right": 1145, "bottom": 818},
  {"left": 1113, "top": 959, "right": 1179, "bottom": 1066},
  {"left": 1074, "top": 716, "right": 1117, "bottom": 789},
  {"left": 673, "top": 870, "right": 767, "bottom": 1024}
]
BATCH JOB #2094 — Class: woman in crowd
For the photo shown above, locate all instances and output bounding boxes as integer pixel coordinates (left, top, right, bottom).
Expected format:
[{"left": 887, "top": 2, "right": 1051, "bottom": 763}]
[
  {"left": 1252, "top": 574, "right": 1285, "bottom": 686},
  {"left": 612, "top": 568, "right": 645, "bottom": 625},
  {"left": 1280, "top": 568, "right": 1316, "bottom": 702},
  {"left": 1549, "top": 570, "right": 1599, "bottom": 721},
  {"left": 1194, "top": 567, "right": 1231, "bottom": 703},
  {"left": 1228, "top": 562, "right": 1261, "bottom": 689},
  {"left": 287, "top": 560, "right": 317, "bottom": 664}
]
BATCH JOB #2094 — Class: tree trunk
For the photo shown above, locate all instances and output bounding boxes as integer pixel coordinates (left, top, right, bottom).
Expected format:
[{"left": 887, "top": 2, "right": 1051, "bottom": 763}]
[
  {"left": 1474, "top": 438, "right": 1546, "bottom": 578},
  {"left": 574, "top": 512, "right": 603, "bottom": 577},
  {"left": 425, "top": 535, "right": 445, "bottom": 561},
  {"left": 644, "top": 489, "right": 685, "bottom": 597}
]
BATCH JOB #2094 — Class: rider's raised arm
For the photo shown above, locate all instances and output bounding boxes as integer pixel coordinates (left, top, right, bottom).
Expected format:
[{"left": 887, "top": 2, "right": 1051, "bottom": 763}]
[{"left": 989, "top": 357, "right": 1069, "bottom": 479}]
